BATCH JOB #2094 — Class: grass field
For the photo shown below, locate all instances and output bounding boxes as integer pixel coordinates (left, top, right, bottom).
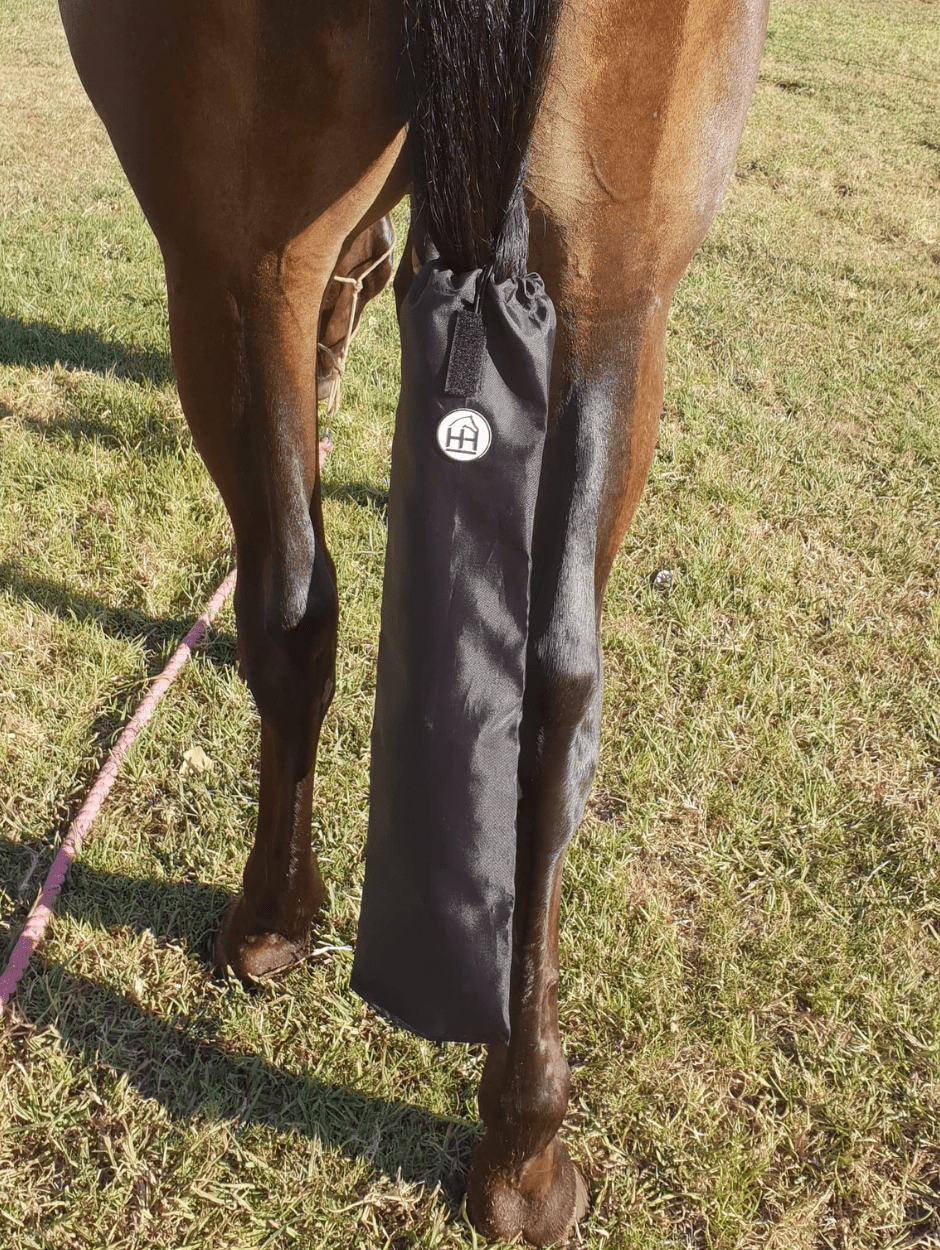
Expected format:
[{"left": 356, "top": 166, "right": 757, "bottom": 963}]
[{"left": 1, "top": 1, "right": 939, "bottom": 1247}]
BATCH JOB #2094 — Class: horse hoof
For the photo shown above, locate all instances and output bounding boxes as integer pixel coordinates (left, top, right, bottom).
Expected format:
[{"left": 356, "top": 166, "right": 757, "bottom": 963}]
[
  {"left": 213, "top": 898, "right": 311, "bottom": 981},
  {"left": 466, "top": 1132, "right": 589, "bottom": 1247}
]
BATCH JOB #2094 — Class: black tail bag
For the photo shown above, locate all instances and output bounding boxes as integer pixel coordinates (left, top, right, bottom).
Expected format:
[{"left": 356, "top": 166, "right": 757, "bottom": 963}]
[{"left": 351, "top": 259, "right": 555, "bottom": 1044}]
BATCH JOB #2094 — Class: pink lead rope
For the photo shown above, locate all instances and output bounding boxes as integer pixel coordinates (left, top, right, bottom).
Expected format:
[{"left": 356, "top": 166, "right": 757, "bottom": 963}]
[{"left": 0, "top": 569, "right": 237, "bottom": 1010}]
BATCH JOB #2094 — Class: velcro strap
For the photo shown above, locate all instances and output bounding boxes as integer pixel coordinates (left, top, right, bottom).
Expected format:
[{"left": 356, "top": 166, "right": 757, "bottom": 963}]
[{"left": 444, "top": 309, "right": 486, "bottom": 397}]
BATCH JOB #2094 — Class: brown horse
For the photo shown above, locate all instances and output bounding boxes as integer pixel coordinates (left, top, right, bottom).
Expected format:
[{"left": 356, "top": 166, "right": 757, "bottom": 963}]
[{"left": 57, "top": 0, "right": 768, "bottom": 1242}]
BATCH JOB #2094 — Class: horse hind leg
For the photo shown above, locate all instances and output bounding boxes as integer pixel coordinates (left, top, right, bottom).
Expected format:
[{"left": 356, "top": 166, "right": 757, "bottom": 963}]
[
  {"left": 205, "top": 217, "right": 399, "bottom": 976},
  {"left": 165, "top": 250, "right": 338, "bottom": 979},
  {"left": 464, "top": 291, "right": 666, "bottom": 1242},
  {"left": 463, "top": 0, "right": 769, "bottom": 1233},
  {"left": 58, "top": 0, "right": 409, "bottom": 981},
  {"left": 460, "top": 230, "right": 659, "bottom": 1250}
]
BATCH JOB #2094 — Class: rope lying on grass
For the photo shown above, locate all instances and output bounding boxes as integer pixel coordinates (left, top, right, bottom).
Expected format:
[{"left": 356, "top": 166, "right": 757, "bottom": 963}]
[{"left": 0, "top": 569, "right": 237, "bottom": 1011}]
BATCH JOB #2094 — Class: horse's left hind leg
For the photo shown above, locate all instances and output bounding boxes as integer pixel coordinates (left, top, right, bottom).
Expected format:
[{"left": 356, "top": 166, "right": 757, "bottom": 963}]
[
  {"left": 204, "top": 219, "right": 397, "bottom": 978},
  {"left": 58, "top": 0, "right": 407, "bottom": 979},
  {"left": 162, "top": 253, "right": 338, "bottom": 979},
  {"left": 164, "top": 230, "right": 392, "bottom": 984}
]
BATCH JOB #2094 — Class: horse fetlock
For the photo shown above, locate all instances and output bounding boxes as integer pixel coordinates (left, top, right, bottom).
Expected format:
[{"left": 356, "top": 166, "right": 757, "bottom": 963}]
[
  {"left": 480, "top": 1024, "right": 570, "bottom": 1120},
  {"left": 467, "top": 1131, "right": 589, "bottom": 1247},
  {"left": 472, "top": 1047, "right": 577, "bottom": 1243}
]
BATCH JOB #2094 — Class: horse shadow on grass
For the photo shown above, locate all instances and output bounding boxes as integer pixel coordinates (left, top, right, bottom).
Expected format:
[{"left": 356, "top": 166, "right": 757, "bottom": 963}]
[
  {"left": 0, "top": 315, "right": 174, "bottom": 387},
  {"left": 0, "top": 314, "right": 193, "bottom": 460},
  {"left": 14, "top": 956, "right": 481, "bottom": 1208},
  {"left": 0, "top": 562, "right": 237, "bottom": 670},
  {"left": 3, "top": 842, "right": 481, "bottom": 1203},
  {"left": 322, "top": 481, "right": 388, "bottom": 515},
  {"left": 0, "top": 317, "right": 397, "bottom": 491},
  {"left": 0, "top": 838, "right": 230, "bottom": 968},
  {"left": 0, "top": 567, "right": 239, "bottom": 963}
]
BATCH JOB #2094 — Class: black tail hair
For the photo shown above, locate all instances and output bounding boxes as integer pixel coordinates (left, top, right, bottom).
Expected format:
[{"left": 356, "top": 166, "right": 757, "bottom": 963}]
[{"left": 404, "top": 0, "right": 562, "bottom": 278}]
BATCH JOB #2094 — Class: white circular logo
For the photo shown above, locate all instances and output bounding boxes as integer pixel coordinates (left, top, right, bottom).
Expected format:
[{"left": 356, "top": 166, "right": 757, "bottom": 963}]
[{"left": 436, "top": 408, "right": 492, "bottom": 462}]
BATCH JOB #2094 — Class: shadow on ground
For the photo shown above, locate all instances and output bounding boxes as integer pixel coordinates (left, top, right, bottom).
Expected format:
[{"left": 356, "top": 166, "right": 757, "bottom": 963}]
[
  {"left": 0, "top": 837, "right": 230, "bottom": 966},
  {"left": 0, "top": 314, "right": 192, "bottom": 460},
  {"left": 323, "top": 481, "right": 388, "bottom": 510},
  {"left": 0, "top": 314, "right": 173, "bottom": 386},
  {"left": 0, "top": 567, "right": 240, "bottom": 963},
  {"left": 1, "top": 821, "right": 478, "bottom": 1200},
  {"left": 6, "top": 953, "right": 480, "bottom": 1206},
  {"left": 0, "top": 562, "right": 236, "bottom": 666}
]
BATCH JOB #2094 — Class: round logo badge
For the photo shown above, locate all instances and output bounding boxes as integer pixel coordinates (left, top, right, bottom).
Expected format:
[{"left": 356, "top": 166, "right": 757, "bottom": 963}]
[{"left": 436, "top": 409, "right": 492, "bottom": 462}]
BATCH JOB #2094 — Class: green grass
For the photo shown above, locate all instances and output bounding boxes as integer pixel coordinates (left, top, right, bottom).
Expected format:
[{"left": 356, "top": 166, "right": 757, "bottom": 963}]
[{"left": 2, "top": 0, "right": 939, "bottom": 1246}]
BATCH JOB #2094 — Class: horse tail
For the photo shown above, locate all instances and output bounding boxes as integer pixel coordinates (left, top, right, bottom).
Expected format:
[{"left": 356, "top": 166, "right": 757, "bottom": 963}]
[{"left": 404, "top": 0, "right": 562, "bottom": 278}]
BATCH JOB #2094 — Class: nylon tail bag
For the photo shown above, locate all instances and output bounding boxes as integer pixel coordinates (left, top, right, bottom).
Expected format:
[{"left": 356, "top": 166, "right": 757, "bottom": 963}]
[{"left": 351, "top": 259, "right": 555, "bottom": 1044}]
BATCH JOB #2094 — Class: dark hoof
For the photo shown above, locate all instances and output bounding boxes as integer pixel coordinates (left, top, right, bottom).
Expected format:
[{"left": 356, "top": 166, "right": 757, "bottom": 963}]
[
  {"left": 467, "top": 1133, "right": 589, "bottom": 1246},
  {"left": 213, "top": 898, "right": 312, "bottom": 981}
]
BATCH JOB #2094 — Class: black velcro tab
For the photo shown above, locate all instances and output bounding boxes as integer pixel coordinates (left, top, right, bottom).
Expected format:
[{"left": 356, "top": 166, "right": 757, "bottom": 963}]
[{"left": 444, "top": 309, "right": 486, "bottom": 397}]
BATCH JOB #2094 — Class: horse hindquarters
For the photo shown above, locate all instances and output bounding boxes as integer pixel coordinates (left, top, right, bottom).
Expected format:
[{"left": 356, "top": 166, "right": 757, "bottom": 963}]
[
  {"left": 465, "top": 0, "right": 769, "bottom": 1241},
  {"left": 57, "top": 0, "right": 771, "bottom": 1239}
]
